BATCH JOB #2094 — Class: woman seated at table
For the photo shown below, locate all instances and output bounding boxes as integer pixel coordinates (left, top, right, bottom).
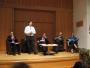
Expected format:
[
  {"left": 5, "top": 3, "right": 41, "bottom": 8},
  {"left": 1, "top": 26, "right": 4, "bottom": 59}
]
[
  {"left": 37, "top": 33, "right": 49, "bottom": 55},
  {"left": 6, "top": 32, "right": 20, "bottom": 55}
]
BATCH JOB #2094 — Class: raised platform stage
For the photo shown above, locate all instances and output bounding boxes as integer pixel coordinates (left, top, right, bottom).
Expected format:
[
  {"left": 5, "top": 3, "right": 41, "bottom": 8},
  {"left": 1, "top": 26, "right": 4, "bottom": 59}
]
[{"left": 0, "top": 52, "right": 79, "bottom": 68}]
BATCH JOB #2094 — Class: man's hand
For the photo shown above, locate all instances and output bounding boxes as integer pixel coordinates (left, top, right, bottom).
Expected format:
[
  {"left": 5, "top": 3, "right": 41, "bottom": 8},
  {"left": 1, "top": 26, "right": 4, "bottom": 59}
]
[{"left": 74, "top": 44, "right": 78, "bottom": 48}]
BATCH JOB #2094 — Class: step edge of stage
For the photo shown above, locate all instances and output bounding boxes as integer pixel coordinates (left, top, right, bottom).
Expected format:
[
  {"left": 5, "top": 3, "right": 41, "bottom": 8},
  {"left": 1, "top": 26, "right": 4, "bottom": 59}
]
[{"left": 0, "top": 56, "right": 79, "bottom": 65}]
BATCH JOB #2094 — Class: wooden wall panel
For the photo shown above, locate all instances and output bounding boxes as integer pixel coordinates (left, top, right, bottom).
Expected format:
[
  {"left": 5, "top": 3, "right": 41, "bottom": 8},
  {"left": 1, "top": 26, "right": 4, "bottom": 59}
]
[
  {"left": 35, "top": 0, "right": 58, "bottom": 8},
  {"left": 0, "top": 0, "right": 73, "bottom": 52},
  {"left": 14, "top": 21, "right": 26, "bottom": 41},
  {"left": 56, "top": 10, "right": 73, "bottom": 49},
  {"left": 56, "top": 10, "right": 73, "bottom": 39},
  {"left": 2, "top": 0, "right": 59, "bottom": 8},
  {"left": 0, "top": 8, "right": 13, "bottom": 52},
  {"left": 61, "top": 0, "right": 73, "bottom": 9},
  {"left": 14, "top": 9, "right": 55, "bottom": 23},
  {"left": 0, "top": 0, "right": 5, "bottom": 7},
  {"left": 14, "top": 9, "right": 56, "bottom": 42},
  {"left": 25, "top": 0, "right": 58, "bottom": 7},
  {"left": 2, "top": 0, "right": 73, "bottom": 10},
  {"left": 15, "top": 0, "right": 58, "bottom": 8},
  {"left": 34, "top": 23, "right": 55, "bottom": 42}
]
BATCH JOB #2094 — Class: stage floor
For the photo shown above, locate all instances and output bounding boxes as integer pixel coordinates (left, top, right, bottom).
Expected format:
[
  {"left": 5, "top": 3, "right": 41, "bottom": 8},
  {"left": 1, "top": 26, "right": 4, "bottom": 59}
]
[
  {"left": 0, "top": 52, "right": 79, "bottom": 68},
  {"left": 0, "top": 52, "right": 79, "bottom": 62}
]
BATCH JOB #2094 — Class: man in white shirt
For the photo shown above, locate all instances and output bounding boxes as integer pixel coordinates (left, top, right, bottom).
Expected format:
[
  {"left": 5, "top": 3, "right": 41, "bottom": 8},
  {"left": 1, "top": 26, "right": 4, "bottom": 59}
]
[{"left": 24, "top": 21, "right": 36, "bottom": 54}]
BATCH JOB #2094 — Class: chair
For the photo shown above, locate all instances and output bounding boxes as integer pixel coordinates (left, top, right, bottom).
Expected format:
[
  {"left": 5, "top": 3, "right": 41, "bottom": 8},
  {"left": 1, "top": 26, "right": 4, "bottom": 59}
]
[
  {"left": 66, "top": 39, "right": 79, "bottom": 53},
  {"left": 6, "top": 39, "right": 12, "bottom": 54},
  {"left": 6, "top": 38, "right": 21, "bottom": 55},
  {"left": 53, "top": 38, "right": 64, "bottom": 52}
]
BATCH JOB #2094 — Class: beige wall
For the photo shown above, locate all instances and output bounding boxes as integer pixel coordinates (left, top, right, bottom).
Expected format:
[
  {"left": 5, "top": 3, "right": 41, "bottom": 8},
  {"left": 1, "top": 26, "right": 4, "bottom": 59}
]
[
  {"left": 73, "top": 0, "right": 90, "bottom": 49},
  {"left": 73, "top": 0, "right": 87, "bottom": 48},
  {"left": 87, "top": 0, "right": 90, "bottom": 49}
]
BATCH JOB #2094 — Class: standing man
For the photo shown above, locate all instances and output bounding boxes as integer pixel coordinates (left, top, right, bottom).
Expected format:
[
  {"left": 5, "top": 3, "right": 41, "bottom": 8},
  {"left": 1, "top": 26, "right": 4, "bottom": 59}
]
[{"left": 24, "top": 21, "right": 36, "bottom": 54}]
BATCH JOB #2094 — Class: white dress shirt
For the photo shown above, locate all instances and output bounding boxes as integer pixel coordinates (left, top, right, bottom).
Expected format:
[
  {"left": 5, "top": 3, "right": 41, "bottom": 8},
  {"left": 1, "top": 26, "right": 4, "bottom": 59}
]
[
  {"left": 24, "top": 26, "right": 36, "bottom": 36},
  {"left": 40, "top": 37, "right": 45, "bottom": 42}
]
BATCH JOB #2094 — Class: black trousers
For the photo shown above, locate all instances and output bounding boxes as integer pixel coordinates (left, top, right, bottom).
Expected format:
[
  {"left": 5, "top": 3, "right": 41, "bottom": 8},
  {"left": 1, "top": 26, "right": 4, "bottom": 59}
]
[
  {"left": 10, "top": 43, "right": 20, "bottom": 55},
  {"left": 25, "top": 36, "right": 35, "bottom": 53}
]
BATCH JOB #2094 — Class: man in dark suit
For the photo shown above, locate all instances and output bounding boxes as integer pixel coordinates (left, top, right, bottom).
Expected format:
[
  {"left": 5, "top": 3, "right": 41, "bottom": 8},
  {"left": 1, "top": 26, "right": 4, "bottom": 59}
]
[
  {"left": 6, "top": 32, "right": 20, "bottom": 55},
  {"left": 53, "top": 32, "right": 64, "bottom": 53},
  {"left": 37, "top": 33, "right": 49, "bottom": 55}
]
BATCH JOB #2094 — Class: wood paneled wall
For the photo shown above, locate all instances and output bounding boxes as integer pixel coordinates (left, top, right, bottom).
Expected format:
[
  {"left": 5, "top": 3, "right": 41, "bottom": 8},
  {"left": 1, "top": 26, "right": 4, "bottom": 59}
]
[
  {"left": 14, "top": 9, "right": 56, "bottom": 42},
  {"left": 56, "top": 10, "right": 73, "bottom": 39},
  {"left": 1, "top": 0, "right": 72, "bottom": 9},
  {"left": 0, "top": 8, "right": 13, "bottom": 52},
  {"left": 0, "top": 0, "right": 73, "bottom": 52}
]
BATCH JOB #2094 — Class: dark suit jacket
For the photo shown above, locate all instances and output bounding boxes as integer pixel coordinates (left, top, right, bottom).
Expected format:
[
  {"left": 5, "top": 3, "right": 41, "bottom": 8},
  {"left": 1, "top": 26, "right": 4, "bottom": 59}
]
[
  {"left": 6, "top": 35, "right": 19, "bottom": 54},
  {"left": 7, "top": 35, "right": 18, "bottom": 43},
  {"left": 53, "top": 36, "right": 64, "bottom": 45},
  {"left": 37, "top": 36, "right": 49, "bottom": 44}
]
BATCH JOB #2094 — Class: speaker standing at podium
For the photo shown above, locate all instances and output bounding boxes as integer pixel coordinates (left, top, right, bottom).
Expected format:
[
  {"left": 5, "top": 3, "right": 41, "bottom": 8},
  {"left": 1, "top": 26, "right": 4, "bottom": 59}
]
[{"left": 24, "top": 21, "right": 36, "bottom": 54}]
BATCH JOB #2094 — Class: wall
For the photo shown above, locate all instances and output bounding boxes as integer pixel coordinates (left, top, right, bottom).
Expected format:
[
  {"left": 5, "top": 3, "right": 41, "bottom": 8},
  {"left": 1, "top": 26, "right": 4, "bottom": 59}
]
[
  {"left": 73, "top": 0, "right": 90, "bottom": 49},
  {"left": 73, "top": 0, "right": 87, "bottom": 48},
  {"left": 0, "top": 8, "right": 13, "bottom": 52},
  {"left": 87, "top": 0, "right": 90, "bottom": 49},
  {"left": 0, "top": 0, "right": 73, "bottom": 52},
  {"left": 14, "top": 9, "right": 56, "bottom": 42}
]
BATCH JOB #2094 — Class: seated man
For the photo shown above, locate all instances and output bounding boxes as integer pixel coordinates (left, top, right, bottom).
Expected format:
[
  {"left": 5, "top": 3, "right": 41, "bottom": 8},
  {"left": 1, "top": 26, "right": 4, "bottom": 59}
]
[
  {"left": 67, "top": 33, "right": 78, "bottom": 53},
  {"left": 37, "top": 33, "right": 49, "bottom": 55},
  {"left": 6, "top": 32, "right": 20, "bottom": 55},
  {"left": 53, "top": 32, "right": 64, "bottom": 53}
]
